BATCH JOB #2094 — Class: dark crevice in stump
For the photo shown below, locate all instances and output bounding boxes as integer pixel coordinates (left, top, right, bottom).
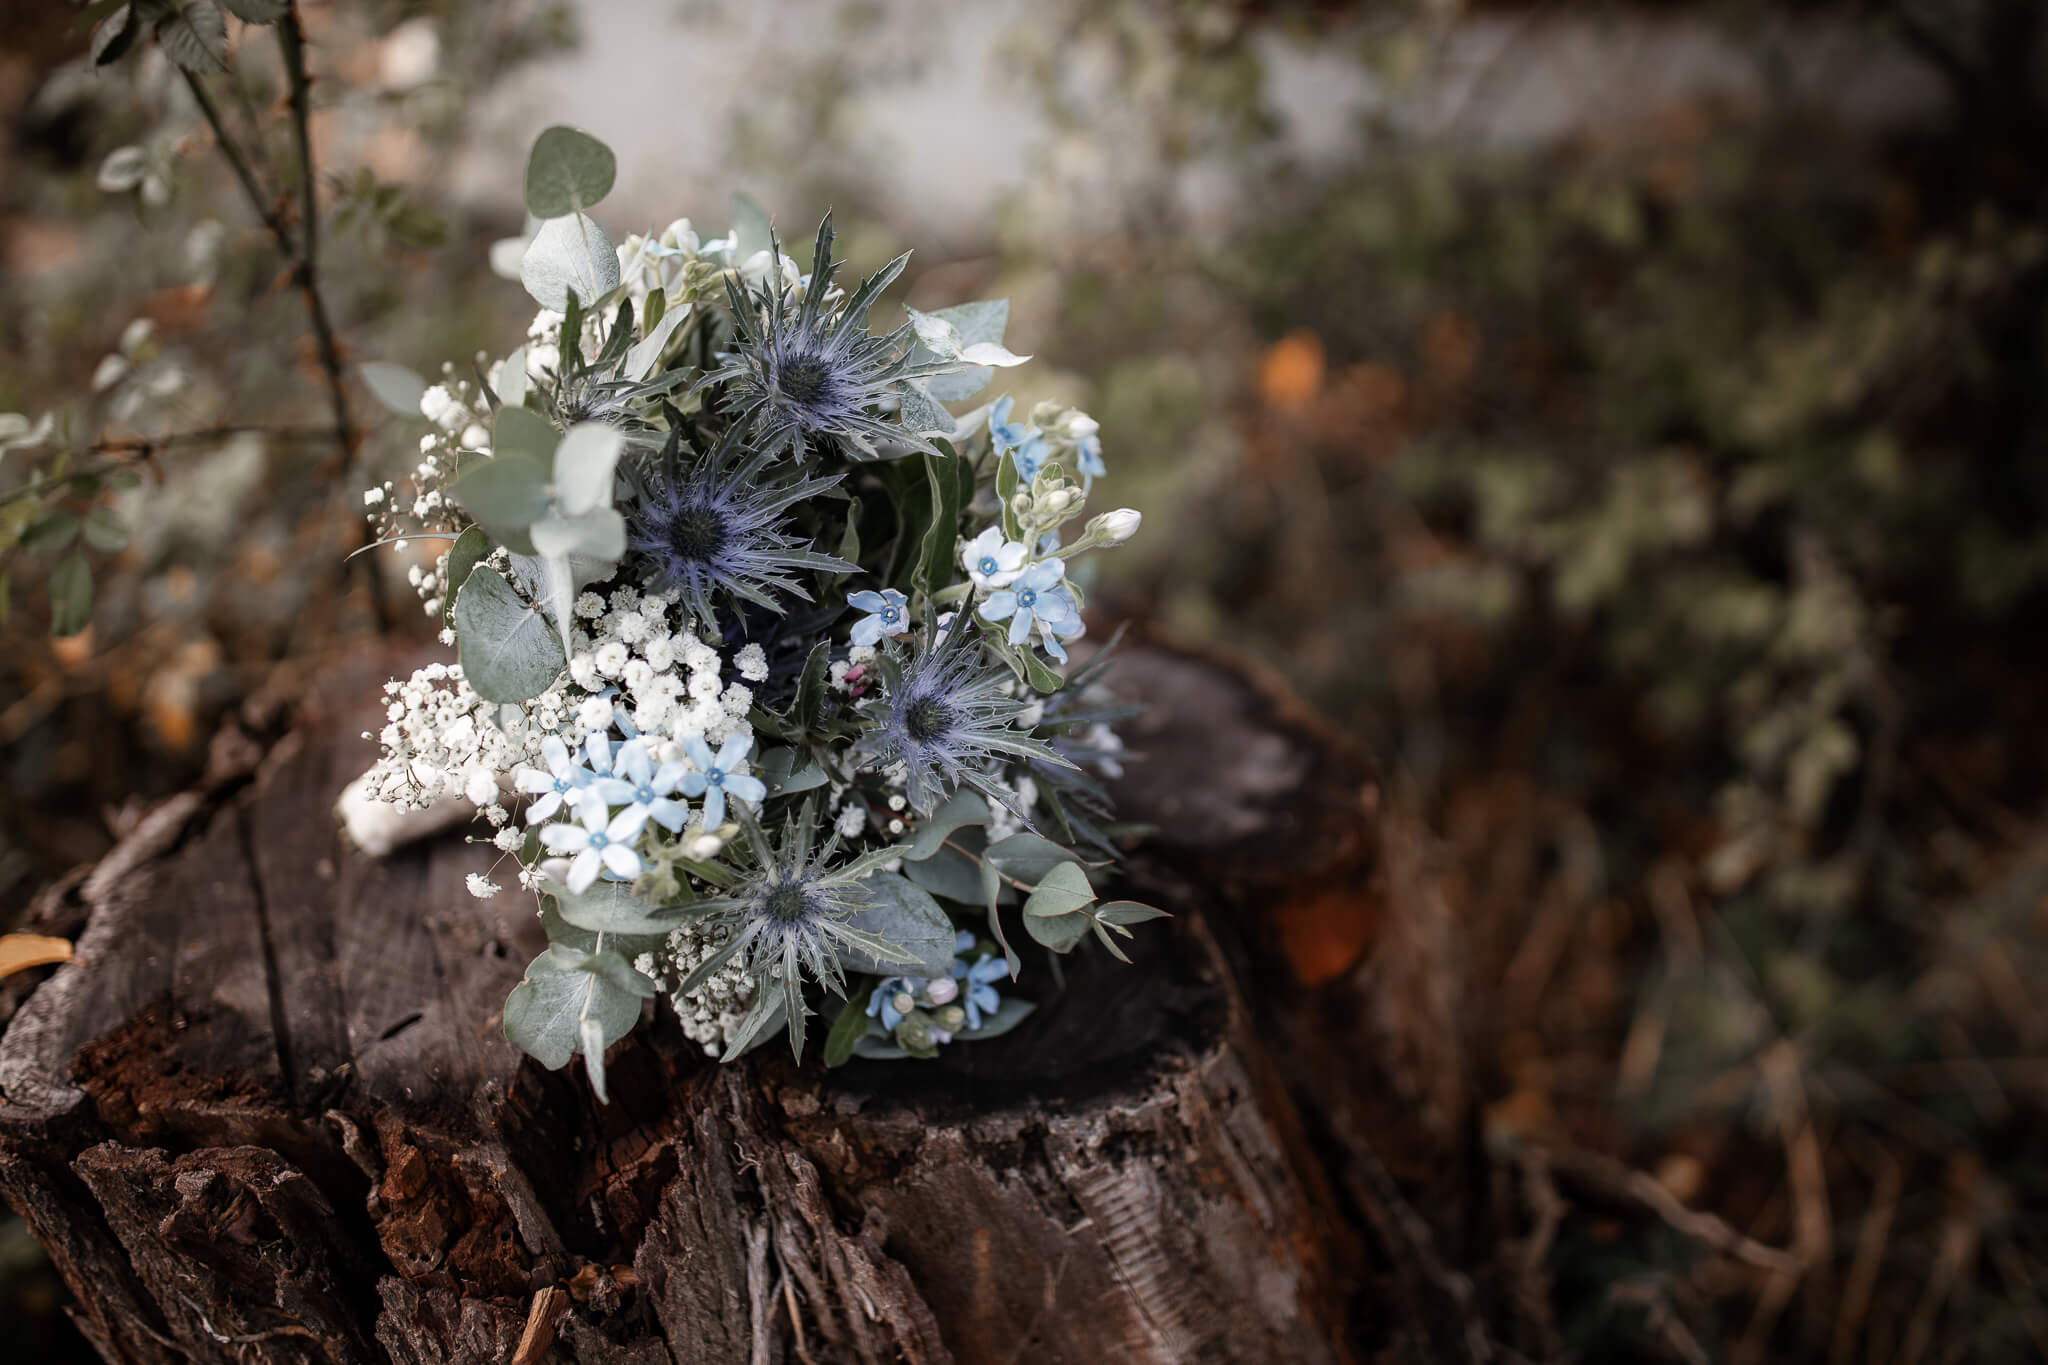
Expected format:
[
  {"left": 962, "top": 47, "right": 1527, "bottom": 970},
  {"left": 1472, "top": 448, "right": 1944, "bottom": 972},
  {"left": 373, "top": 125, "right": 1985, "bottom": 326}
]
[{"left": 0, "top": 631, "right": 1492, "bottom": 1364}]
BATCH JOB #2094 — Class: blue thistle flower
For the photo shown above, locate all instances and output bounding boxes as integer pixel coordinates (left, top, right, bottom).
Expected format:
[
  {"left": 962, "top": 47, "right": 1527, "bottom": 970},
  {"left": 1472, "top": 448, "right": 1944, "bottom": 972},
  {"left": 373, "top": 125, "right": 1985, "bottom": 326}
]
[
  {"left": 623, "top": 423, "right": 855, "bottom": 624},
  {"left": 855, "top": 616, "right": 1071, "bottom": 817},
  {"left": 674, "top": 801, "right": 918, "bottom": 1058},
  {"left": 698, "top": 214, "right": 949, "bottom": 462}
]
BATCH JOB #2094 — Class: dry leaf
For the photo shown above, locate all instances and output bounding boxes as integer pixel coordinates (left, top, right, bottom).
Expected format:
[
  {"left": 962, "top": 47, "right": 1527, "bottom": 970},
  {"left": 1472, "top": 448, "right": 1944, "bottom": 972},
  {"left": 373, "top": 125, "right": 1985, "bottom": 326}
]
[{"left": 0, "top": 933, "right": 74, "bottom": 979}]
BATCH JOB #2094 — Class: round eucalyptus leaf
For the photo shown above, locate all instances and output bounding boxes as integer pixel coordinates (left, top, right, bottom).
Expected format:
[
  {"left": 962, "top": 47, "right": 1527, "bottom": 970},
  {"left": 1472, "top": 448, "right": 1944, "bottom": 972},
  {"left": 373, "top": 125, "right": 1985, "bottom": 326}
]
[
  {"left": 451, "top": 566, "right": 565, "bottom": 703},
  {"left": 520, "top": 212, "right": 620, "bottom": 312},
  {"left": 524, "top": 126, "right": 617, "bottom": 219}
]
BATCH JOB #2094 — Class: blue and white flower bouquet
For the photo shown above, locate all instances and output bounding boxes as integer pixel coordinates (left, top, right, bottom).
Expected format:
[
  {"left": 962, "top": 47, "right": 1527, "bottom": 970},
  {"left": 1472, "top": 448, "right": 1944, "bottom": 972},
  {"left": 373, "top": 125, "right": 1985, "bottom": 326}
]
[{"left": 351, "top": 129, "right": 1156, "bottom": 1096}]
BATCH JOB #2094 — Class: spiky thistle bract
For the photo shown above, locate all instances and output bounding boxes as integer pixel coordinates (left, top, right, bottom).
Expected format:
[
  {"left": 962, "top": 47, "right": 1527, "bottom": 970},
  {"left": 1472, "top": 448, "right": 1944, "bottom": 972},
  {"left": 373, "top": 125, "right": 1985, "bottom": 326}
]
[
  {"left": 622, "top": 422, "right": 856, "bottom": 625},
  {"left": 697, "top": 214, "right": 954, "bottom": 462},
  {"left": 856, "top": 616, "right": 1072, "bottom": 818},
  {"left": 673, "top": 800, "right": 913, "bottom": 1057}
]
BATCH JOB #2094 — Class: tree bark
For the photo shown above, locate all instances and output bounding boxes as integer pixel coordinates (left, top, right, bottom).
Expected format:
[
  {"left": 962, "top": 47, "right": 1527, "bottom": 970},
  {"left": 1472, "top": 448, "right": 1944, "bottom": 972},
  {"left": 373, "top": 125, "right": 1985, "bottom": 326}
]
[{"left": 0, "top": 631, "right": 1488, "bottom": 1363}]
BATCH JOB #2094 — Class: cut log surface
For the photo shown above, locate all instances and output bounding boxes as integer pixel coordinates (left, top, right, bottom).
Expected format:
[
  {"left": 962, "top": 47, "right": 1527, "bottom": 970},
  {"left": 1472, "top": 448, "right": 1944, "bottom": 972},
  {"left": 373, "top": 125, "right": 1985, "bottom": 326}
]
[{"left": 0, "top": 632, "right": 1474, "bottom": 1364}]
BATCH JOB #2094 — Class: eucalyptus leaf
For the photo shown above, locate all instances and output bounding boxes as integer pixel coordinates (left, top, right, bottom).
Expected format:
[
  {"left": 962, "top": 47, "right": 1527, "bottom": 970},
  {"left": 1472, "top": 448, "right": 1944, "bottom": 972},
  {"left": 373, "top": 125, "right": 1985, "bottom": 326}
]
[
  {"left": 520, "top": 212, "right": 621, "bottom": 312},
  {"left": 914, "top": 442, "right": 963, "bottom": 597},
  {"left": 624, "top": 303, "right": 690, "bottom": 381},
  {"left": 452, "top": 566, "right": 565, "bottom": 703},
  {"left": 1096, "top": 901, "right": 1170, "bottom": 927},
  {"left": 903, "top": 789, "right": 990, "bottom": 861},
  {"left": 450, "top": 453, "right": 549, "bottom": 554},
  {"left": 493, "top": 404, "right": 557, "bottom": 465},
  {"left": 1025, "top": 910, "right": 1090, "bottom": 953},
  {"left": 502, "top": 941, "right": 651, "bottom": 1100},
  {"left": 524, "top": 126, "right": 617, "bottom": 219},
  {"left": 1022, "top": 860, "right": 1096, "bottom": 918},
  {"left": 552, "top": 422, "right": 625, "bottom": 515},
  {"left": 49, "top": 553, "right": 92, "bottom": 637},
  {"left": 441, "top": 525, "right": 489, "bottom": 625},
  {"left": 903, "top": 847, "right": 985, "bottom": 905},
  {"left": 837, "top": 874, "right": 955, "bottom": 976},
  {"left": 154, "top": 0, "right": 227, "bottom": 73},
  {"left": 984, "top": 832, "right": 1089, "bottom": 888},
  {"left": 82, "top": 507, "right": 128, "bottom": 554},
  {"left": 530, "top": 507, "right": 624, "bottom": 561},
  {"left": 552, "top": 879, "right": 683, "bottom": 936},
  {"left": 497, "top": 347, "right": 529, "bottom": 409},
  {"left": 359, "top": 361, "right": 427, "bottom": 418},
  {"left": 91, "top": 4, "right": 140, "bottom": 65}
]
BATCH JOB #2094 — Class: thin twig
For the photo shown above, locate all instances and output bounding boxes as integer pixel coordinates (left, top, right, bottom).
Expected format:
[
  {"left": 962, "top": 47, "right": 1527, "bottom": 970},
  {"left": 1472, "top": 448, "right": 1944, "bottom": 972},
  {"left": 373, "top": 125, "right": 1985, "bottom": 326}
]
[
  {"left": 0, "top": 426, "right": 334, "bottom": 503},
  {"left": 276, "top": 7, "right": 359, "bottom": 476}
]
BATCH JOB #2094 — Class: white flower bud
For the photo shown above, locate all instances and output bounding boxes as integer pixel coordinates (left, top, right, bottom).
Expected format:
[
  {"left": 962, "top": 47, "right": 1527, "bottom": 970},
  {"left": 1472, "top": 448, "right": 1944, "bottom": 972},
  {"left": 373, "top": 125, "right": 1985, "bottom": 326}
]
[
  {"left": 925, "top": 976, "right": 960, "bottom": 1006},
  {"left": 1092, "top": 508, "right": 1141, "bottom": 544}
]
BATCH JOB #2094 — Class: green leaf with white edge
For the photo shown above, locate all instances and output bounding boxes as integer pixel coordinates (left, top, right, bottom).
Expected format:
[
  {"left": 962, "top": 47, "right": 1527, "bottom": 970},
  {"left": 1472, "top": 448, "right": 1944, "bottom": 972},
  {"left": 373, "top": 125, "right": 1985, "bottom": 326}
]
[
  {"left": 954, "top": 995, "right": 1036, "bottom": 1041},
  {"left": 1023, "top": 859, "right": 1096, "bottom": 918},
  {"left": 452, "top": 566, "right": 564, "bottom": 703},
  {"left": 552, "top": 422, "right": 624, "bottom": 516},
  {"left": 441, "top": 525, "right": 489, "bottom": 626},
  {"left": 219, "top": 0, "right": 287, "bottom": 20},
  {"left": 524, "top": 126, "right": 617, "bottom": 219},
  {"left": 730, "top": 192, "right": 772, "bottom": 261},
  {"left": 496, "top": 348, "right": 529, "bottom": 409},
  {"left": 358, "top": 361, "right": 426, "bottom": 417},
  {"left": 1096, "top": 901, "right": 1170, "bottom": 927},
  {"left": 985, "top": 832, "right": 1096, "bottom": 888},
  {"left": 81, "top": 507, "right": 128, "bottom": 553},
  {"left": 823, "top": 985, "right": 877, "bottom": 1068},
  {"left": 836, "top": 874, "right": 956, "bottom": 977},
  {"left": 1025, "top": 909, "right": 1090, "bottom": 953},
  {"left": 996, "top": 449, "right": 1023, "bottom": 541},
  {"left": 450, "top": 453, "right": 549, "bottom": 555},
  {"left": 520, "top": 212, "right": 620, "bottom": 312},
  {"left": 897, "top": 380, "right": 955, "bottom": 441},
  {"left": 154, "top": 0, "right": 227, "bottom": 73},
  {"left": 904, "top": 790, "right": 990, "bottom": 861},
  {"left": 756, "top": 746, "right": 828, "bottom": 798},
  {"left": 552, "top": 878, "right": 684, "bottom": 936},
  {"left": 49, "top": 553, "right": 92, "bottom": 637}
]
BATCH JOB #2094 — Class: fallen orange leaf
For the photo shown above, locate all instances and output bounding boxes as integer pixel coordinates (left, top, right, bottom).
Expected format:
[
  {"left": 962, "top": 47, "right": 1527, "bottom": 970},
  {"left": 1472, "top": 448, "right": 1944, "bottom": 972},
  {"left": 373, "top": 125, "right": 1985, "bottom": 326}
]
[{"left": 0, "top": 933, "right": 73, "bottom": 979}]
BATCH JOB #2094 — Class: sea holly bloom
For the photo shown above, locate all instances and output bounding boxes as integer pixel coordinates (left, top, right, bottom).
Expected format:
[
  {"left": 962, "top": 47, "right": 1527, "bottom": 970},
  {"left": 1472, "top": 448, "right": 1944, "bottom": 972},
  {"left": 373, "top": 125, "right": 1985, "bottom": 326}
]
[
  {"left": 681, "top": 733, "right": 767, "bottom": 827},
  {"left": 961, "top": 526, "right": 1026, "bottom": 592},
  {"left": 978, "top": 558, "right": 1076, "bottom": 648},
  {"left": 512, "top": 734, "right": 602, "bottom": 825},
  {"left": 624, "top": 423, "right": 856, "bottom": 625},
  {"left": 847, "top": 588, "right": 910, "bottom": 647},
  {"left": 855, "top": 617, "right": 1070, "bottom": 816},
  {"left": 675, "top": 802, "right": 920, "bottom": 1057},
  {"left": 591, "top": 737, "right": 691, "bottom": 833},
  {"left": 699, "top": 214, "right": 950, "bottom": 462},
  {"left": 540, "top": 799, "right": 650, "bottom": 893}
]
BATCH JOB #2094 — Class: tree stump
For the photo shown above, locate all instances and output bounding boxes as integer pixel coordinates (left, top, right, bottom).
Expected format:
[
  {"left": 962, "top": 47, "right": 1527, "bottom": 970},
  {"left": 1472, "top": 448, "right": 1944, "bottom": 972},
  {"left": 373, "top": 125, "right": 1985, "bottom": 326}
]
[{"left": 0, "top": 631, "right": 1485, "bottom": 1363}]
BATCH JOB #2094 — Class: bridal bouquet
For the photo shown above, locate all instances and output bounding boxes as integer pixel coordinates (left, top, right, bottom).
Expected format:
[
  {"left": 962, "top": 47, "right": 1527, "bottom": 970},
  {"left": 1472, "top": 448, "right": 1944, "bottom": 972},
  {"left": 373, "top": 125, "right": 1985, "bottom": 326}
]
[{"left": 352, "top": 128, "right": 1155, "bottom": 1097}]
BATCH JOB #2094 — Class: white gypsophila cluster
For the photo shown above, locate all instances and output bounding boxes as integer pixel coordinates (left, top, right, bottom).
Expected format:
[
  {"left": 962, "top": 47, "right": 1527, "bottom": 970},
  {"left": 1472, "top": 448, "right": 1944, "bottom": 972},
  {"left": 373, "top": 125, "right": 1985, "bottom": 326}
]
[
  {"left": 561, "top": 581, "right": 754, "bottom": 752},
  {"left": 361, "top": 661, "right": 530, "bottom": 814},
  {"left": 636, "top": 921, "right": 759, "bottom": 1058}
]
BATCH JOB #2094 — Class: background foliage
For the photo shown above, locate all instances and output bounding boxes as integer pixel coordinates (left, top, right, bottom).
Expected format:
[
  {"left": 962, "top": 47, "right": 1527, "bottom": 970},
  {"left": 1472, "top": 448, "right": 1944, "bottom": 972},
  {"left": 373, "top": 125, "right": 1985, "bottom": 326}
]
[{"left": 4, "top": 1, "right": 2046, "bottom": 1360}]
